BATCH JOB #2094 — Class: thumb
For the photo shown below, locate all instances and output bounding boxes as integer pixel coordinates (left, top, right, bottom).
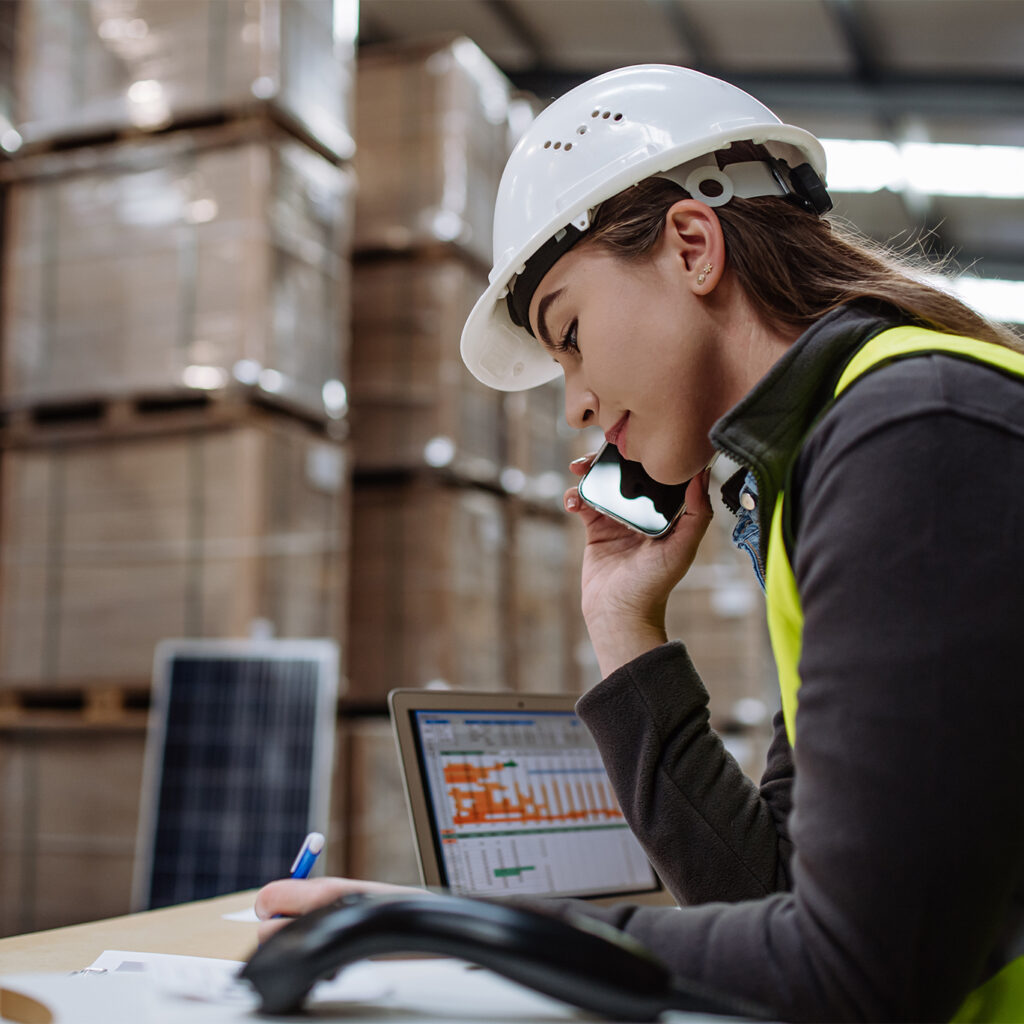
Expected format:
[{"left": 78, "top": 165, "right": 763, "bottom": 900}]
[{"left": 684, "top": 467, "right": 715, "bottom": 520}]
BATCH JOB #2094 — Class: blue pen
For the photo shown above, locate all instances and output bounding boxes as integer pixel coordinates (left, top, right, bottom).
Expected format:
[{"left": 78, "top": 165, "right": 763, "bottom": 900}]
[{"left": 289, "top": 831, "right": 325, "bottom": 879}]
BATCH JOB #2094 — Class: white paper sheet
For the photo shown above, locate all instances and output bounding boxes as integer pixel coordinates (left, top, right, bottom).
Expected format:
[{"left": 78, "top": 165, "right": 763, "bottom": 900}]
[
  {"left": 2, "top": 951, "right": 588, "bottom": 1022},
  {"left": 220, "top": 906, "right": 260, "bottom": 922}
]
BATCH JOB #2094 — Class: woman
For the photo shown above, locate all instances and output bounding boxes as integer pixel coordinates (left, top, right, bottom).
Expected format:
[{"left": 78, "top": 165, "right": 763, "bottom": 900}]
[{"left": 258, "top": 66, "right": 1024, "bottom": 1022}]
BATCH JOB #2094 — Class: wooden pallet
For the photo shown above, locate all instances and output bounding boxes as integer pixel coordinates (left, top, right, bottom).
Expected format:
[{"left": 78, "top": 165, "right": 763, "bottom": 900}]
[
  {"left": 0, "top": 104, "right": 349, "bottom": 181},
  {"left": 0, "top": 385, "right": 345, "bottom": 448},
  {"left": 0, "top": 685, "right": 151, "bottom": 731}
]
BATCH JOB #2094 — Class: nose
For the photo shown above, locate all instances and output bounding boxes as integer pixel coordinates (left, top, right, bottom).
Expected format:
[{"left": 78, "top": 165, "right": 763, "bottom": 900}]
[{"left": 564, "top": 372, "right": 597, "bottom": 430}]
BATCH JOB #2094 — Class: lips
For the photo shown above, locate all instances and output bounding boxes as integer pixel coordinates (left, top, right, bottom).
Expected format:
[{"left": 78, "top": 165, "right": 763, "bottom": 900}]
[{"left": 605, "top": 413, "right": 629, "bottom": 456}]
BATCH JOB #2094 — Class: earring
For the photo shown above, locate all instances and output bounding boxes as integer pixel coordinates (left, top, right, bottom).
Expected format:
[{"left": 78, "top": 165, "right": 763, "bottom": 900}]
[{"left": 697, "top": 263, "right": 713, "bottom": 286}]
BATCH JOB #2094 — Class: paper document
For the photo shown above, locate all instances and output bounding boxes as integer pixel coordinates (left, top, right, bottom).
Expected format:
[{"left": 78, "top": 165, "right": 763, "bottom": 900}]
[
  {"left": 221, "top": 906, "right": 259, "bottom": 922},
  {"left": 1, "top": 950, "right": 587, "bottom": 1022}
]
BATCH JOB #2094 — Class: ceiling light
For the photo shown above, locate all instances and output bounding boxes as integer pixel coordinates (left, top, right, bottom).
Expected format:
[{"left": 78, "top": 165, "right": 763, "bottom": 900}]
[
  {"left": 822, "top": 139, "right": 1024, "bottom": 199},
  {"left": 932, "top": 275, "right": 1024, "bottom": 325}
]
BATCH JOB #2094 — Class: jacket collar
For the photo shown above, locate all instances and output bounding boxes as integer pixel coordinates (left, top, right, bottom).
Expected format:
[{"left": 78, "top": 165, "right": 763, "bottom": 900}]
[{"left": 709, "top": 301, "right": 906, "bottom": 542}]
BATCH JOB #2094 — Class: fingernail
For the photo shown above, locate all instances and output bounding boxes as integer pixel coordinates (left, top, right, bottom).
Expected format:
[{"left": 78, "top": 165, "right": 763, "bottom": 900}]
[
  {"left": 570, "top": 455, "right": 591, "bottom": 467},
  {"left": 565, "top": 493, "right": 580, "bottom": 511}
]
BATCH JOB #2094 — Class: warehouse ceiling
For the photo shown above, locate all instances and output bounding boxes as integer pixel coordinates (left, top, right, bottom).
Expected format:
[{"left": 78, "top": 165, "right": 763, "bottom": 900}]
[{"left": 358, "top": 0, "right": 1024, "bottom": 309}]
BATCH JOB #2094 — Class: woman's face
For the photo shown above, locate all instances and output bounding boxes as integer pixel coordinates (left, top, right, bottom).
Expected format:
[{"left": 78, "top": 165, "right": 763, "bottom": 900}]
[{"left": 528, "top": 237, "right": 725, "bottom": 486}]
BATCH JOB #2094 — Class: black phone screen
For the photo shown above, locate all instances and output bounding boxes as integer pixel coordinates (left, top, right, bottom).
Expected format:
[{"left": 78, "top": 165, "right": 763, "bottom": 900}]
[{"left": 577, "top": 442, "right": 689, "bottom": 537}]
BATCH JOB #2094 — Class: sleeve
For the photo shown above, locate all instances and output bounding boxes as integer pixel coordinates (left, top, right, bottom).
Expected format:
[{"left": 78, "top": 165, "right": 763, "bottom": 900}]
[
  {"left": 576, "top": 643, "right": 796, "bottom": 905},
  {"left": 562, "top": 391, "right": 1024, "bottom": 1022}
]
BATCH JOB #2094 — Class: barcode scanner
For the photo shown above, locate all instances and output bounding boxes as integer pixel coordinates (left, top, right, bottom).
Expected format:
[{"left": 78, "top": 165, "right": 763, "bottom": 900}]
[{"left": 240, "top": 891, "right": 771, "bottom": 1021}]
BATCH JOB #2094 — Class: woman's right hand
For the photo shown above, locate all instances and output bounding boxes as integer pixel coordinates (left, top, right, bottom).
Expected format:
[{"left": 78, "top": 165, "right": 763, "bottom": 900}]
[
  {"left": 566, "top": 457, "right": 715, "bottom": 677},
  {"left": 254, "top": 877, "right": 423, "bottom": 943}
]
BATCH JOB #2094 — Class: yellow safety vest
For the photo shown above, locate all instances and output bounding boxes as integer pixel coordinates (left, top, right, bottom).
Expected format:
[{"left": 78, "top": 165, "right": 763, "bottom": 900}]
[{"left": 763, "top": 324, "right": 1024, "bottom": 1022}]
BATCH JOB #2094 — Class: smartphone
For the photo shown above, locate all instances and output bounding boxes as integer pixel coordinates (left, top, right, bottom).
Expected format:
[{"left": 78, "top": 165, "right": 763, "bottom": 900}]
[{"left": 576, "top": 442, "right": 690, "bottom": 538}]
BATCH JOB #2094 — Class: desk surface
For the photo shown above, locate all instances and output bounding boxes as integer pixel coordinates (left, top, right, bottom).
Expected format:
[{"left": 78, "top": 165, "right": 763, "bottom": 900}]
[
  {"left": 0, "top": 891, "right": 258, "bottom": 974},
  {"left": 0, "top": 893, "right": 747, "bottom": 1023}
]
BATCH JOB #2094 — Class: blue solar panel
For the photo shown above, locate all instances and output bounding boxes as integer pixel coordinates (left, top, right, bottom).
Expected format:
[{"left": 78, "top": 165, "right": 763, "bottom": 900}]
[{"left": 134, "top": 639, "right": 339, "bottom": 910}]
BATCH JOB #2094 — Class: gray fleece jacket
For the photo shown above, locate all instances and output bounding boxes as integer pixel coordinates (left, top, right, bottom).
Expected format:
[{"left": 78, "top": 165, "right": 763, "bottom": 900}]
[{"left": 550, "top": 304, "right": 1024, "bottom": 1022}]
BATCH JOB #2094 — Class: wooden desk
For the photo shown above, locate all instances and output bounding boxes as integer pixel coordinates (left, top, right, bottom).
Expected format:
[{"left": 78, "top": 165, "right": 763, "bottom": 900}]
[{"left": 0, "top": 891, "right": 259, "bottom": 974}]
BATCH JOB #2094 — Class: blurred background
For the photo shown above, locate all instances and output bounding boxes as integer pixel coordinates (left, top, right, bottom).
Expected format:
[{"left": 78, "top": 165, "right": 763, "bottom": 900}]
[{"left": 0, "top": 0, "right": 1021, "bottom": 936}]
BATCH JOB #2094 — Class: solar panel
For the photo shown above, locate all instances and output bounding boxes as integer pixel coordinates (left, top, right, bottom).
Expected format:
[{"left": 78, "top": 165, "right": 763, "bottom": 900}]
[{"left": 133, "top": 638, "right": 339, "bottom": 911}]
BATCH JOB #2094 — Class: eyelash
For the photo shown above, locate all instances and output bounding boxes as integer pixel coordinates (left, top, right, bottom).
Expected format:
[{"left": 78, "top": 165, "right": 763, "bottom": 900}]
[{"left": 556, "top": 320, "right": 579, "bottom": 354}]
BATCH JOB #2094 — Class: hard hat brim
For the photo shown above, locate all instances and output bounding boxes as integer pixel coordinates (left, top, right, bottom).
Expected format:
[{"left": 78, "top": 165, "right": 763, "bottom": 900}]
[{"left": 461, "top": 278, "right": 562, "bottom": 392}]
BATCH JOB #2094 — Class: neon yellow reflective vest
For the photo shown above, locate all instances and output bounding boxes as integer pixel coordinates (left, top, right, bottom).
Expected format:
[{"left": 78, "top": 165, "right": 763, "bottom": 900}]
[{"left": 763, "top": 324, "right": 1024, "bottom": 1023}]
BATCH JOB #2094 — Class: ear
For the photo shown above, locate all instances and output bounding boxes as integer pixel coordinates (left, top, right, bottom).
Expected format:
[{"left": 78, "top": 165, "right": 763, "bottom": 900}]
[{"left": 661, "top": 199, "right": 725, "bottom": 294}]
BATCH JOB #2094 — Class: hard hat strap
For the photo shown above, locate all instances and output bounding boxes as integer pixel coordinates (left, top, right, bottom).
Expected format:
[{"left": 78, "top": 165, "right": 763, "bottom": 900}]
[
  {"left": 655, "top": 159, "right": 787, "bottom": 206},
  {"left": 657, "top": 157, "right": 832, "bottom": 214},
  {"left": 506, "top": 222, "right": 588, "bottom": 335}
]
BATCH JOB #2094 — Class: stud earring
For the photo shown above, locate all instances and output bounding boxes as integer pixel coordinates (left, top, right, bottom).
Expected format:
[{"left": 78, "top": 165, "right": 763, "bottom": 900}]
[{"left": 697, "top": 263, "right": 713, "bottom": 286}]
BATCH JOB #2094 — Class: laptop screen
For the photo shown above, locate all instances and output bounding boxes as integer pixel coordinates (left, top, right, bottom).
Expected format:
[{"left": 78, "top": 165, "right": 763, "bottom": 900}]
[{"left": 409, "top": 707, "right": 661, "bottom": 900}]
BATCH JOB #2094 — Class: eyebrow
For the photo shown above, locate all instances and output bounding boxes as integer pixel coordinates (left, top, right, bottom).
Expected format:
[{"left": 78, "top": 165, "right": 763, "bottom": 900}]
[{"left": 535, "top": 288, "right": 565, "bottom": 350}]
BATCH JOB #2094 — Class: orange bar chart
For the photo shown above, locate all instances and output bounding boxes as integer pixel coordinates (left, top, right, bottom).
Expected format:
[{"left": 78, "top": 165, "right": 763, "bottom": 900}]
[{"left": 442, "top": 756, "right": 624, "bottom": 828}]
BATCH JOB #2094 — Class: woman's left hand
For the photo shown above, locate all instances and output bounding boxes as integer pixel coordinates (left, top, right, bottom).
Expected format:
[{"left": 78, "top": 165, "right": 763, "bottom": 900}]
[{"left": 566, "top": 457, "right": 715, "bottom": 676}]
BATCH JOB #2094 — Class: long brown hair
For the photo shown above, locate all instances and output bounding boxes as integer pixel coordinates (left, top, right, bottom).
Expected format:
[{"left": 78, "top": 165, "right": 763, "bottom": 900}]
[{"left": 584, "top": 145, "right": 1023, "bottom": 351}]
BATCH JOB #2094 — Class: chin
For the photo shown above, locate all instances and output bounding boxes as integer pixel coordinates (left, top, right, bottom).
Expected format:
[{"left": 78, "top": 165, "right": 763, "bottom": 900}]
[{"left": 639, "top": 458, "right": 690, "bottom": 487}]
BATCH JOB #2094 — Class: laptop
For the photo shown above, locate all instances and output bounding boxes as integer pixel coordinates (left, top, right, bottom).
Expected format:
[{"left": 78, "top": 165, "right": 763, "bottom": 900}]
[{"left": 388, "top": 688, "right": 674, "bottom": 906}]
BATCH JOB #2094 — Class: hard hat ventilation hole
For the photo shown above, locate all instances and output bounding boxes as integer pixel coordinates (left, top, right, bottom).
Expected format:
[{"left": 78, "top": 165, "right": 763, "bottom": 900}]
[
  {"left": 544, "top": 139, "right": 575, "bottom": 152},
  {"left": 577, "top": 126, "right": 587, "bottom": 135},
  {"left": 590, "top": 109, "right": 625, "bottom": 122}
]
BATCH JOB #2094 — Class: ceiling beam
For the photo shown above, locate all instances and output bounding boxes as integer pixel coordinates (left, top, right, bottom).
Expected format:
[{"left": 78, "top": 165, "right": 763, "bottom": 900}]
[
  {"left": 481, "top": 0, "right": 547, "bottom": 67},
  {"left": 645, "top": 0, "right": 717, "bottom": 73},
  {"left": 822, "top": 0, "right": 883, "bottom": 85},
  {"left": 820, "top": 0, "right": 947, "bottom": 244}
]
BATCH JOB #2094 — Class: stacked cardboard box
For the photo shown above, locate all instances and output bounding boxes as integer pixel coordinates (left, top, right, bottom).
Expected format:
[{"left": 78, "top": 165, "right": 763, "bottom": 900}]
[
  {"left": 0, "top": 414, "right": 349, "bottom": 688},
  {"left": 2, "top": 124, "right": 354, "bottom": 417},
  {"left": 510, "top": 508, "right": 579, "bottom": 694},
  {"left": 0, "top": 728, "right": 146, "bottom": 936},
  {"left": 0, "top": 0, "right": 356, "bottom": 935},
  {"left": 502, "top": 381, "right": 574, "bottom": 509},
  {"left": 353, "top": 35, "right": 519, "bottom": 266},
  {"left": 0, "top": 713, "right": 354, "bottom": 935},
  {"left": 347, "top": 37, "right": 581, "bottom": 714},
  {"left": 347, "top": 480, "right": 508, "bottom": 703},
  {"left": 343, "top": 716, "right": 420, "bottom": 885},
  {"left": 0, "top": 3, "right": 13, "bottom": 149},
  {"left": 350, "top": 255, "right": 503, "bottom": 483},
  {"left": 8, "top": 0, "right": 355, "bottom": 161}
]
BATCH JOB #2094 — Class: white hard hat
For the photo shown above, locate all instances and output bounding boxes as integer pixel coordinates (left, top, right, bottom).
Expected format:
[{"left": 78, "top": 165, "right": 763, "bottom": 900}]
[{"left": 460, "top": 64, "right": 829, "bottom": 391}]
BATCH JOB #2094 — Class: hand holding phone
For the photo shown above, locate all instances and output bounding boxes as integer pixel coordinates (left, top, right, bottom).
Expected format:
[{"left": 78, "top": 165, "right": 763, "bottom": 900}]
[{"left": 576, "top": 442, "right": 690, "bottom": 538}]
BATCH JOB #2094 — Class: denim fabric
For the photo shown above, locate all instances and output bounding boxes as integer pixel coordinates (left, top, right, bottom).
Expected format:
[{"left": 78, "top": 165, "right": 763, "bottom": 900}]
[{"left": 731, "top": 470, "right": 765, "bottom": 590}]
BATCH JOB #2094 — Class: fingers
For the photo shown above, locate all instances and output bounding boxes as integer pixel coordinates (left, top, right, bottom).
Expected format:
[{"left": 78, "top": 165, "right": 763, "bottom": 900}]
[
  {"left": 254, "top": 877, "right": 407, "bottom": 943},
  {"left": 254, "top": 877, "right": 352, "bottom": 922},
  {"left": 255, "top": 876, "right": 417, "bottom": 920},
  {"left": 565, "top": 486, "right": 608, "bottom": 532},
  {"left": 569, "top": 453, "right": 595, "bottom": 478},
  {"left": 684, "top": 467, "right": 715, "bottom": 518},
  {"left": 253, "top": 876, "right": 425, "bottom": 942},
  {"left": 256, "top": 915, "right": 292, "bottom": 943},
  {"left": 566, "top": 453, "right": 598, "bottom": 515}
]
